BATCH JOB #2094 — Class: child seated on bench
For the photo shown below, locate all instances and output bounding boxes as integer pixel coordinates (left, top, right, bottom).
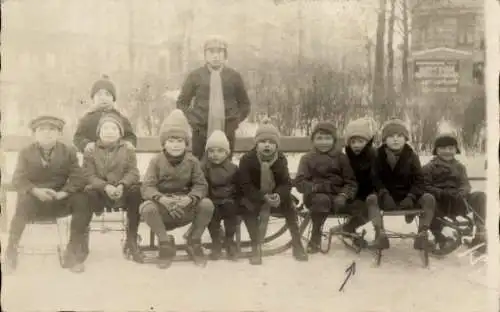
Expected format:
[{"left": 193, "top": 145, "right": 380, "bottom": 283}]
[
  {"left": 5, "top": 116, "right": 92, "bottom": 274},
  {"left": 239, "top": 119, "right": 308, "bottom": 265},
  {"left": 295, "top": 121, "right": 358, "bottom": 254},
  {"left": 202, "top": 130, "right": 239, "bottom": 261},
  {"left": 423, "top": 133, "right": 486, "bottom": 254},
  {"left": 370, "top": 118, "right": 435, "bottom": 250},
  {"left": 82, "top": 113, "right": 144, "bottom": 263},
  {"left": 140, "top": 109, "right": 214, "bottom": 269}
]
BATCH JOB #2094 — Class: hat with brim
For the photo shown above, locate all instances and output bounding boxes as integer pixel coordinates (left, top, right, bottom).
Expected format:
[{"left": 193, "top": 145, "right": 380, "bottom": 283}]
[{"left": 29, "top": 116, "right": 65, "bottom": 132}]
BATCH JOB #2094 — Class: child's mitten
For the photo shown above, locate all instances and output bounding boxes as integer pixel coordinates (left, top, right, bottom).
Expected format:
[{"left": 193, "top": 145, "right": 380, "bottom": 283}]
[
  {"left": 399, "top": 197, "right": 414, "bottom": 210},
  {"left": 333, "top": 194, "right": 347, "bottom": 209}
]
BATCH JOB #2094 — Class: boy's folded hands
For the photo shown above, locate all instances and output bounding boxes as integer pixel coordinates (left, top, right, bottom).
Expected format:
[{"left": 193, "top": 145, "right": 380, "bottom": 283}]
[
  {"left": 333, "top": 194, "right": 346, "bottom": 208},
  {"left": 31, "top": 187, "right": 56, "bottom": 202},
  {"left": 311, "top": 182, "right": 333, "bottom": 194},
  {"left": 84, "top": 142, "right": 96, "bottom": 153},
  {"left": 379, "top": 189, "right": 398, "bottom": 210},
  {"left": 264, "top": 193, "right": 281, "bottom": 208}
]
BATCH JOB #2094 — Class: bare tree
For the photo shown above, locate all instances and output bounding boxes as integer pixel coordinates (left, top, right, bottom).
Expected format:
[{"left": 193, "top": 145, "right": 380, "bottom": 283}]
[
  {"left": 400, "top": 0, "right": 410, "bottom": 101},
  {"left": 372, "top": 0, "right": 387, "bottom": 118},
  {"left": 386, "top": 0, "right": 396, "bottom": 109}
]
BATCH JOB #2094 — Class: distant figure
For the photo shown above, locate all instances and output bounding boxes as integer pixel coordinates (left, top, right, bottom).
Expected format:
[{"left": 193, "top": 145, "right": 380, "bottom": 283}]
[{"left": 176, "top": 36, "right": 251, "bottom": 159}]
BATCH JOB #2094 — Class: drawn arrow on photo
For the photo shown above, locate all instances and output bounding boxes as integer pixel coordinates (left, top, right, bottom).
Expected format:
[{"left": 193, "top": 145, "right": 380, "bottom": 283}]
[{"left": 338, "top": 261, "right": 356, "bottom": 292}]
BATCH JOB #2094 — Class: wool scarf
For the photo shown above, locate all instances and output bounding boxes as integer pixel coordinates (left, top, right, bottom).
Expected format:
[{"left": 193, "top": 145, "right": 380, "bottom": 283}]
[
  {"left": 385, "top": 147, "right": 401, "bottom": 170},
  {"left": 257, "top": 151, "right": 278, "bottom": 194},
  {"left": 207, "top": 66, "right": 225, "bottom": 137}
]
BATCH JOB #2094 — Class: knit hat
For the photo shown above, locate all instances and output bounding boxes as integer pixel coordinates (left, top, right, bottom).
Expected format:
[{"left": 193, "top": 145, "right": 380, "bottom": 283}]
[
  {"left": 433, "top": 133, "right": 461, "bottom": 155},
  {"left": 381, "top": 118, "right": 410, "bottom": 141},
  {"left": 90, "top": 75, "right": 117, "bottom": 101},
  {"left": 204, "top": 36, "right": 228, "bottom": 52},
  {"left": 255, "top": 118, "right": 280, "bottom": 146},
  {"left": 205, "top": 130, "right": 230, "bottom": 153},
  {"left": 311, "top": 121, "right": 336, "bottom": 140},
  {"left": 96, "top": 113, "right": 124, "bottom": 137},
  {"left": 159, "top": 109, "right": 191, "bottom": 146},
  {"left": 344, "top": 117, "right": 375, "bottom": 142},
  {"left": 29, "top": 115, "right": 65, "bottom": 132}
]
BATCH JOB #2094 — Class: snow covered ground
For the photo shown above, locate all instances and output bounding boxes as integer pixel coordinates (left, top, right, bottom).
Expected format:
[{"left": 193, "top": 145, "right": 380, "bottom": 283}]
[{"left": 1, "top": 154, "right": 490, "bottom": 312}]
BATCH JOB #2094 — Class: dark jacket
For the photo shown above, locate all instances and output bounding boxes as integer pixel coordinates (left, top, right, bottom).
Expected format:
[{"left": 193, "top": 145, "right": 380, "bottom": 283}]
[
  {"left": 202, "top": 158, "right": 239, "bottom": 204},
  {"left": 73, "top": 108, "right": 137, "bottom": 152},
  {"left": 345, "top": 141, "right": 377, "bottom": 200},
  {"left": 12, "top": 142, "right": 85, "bottom": 194},
  {"left": 82, "top": 140, "right": 140, "bottom": 190},
  {"left": 238, "top": 149, "right": 291, "bottom": 210},
  {"left": 372, "top": 144, "right": 424, "bottom": 202},
  {"left": 422, "top": 156, "right": 471, "bottom": 198},
  {"left": 176, "top": 66, "right": 251, "bottom": 128},
  {"left": 295, "top": 148, "right": 358, "bottom": 200}
]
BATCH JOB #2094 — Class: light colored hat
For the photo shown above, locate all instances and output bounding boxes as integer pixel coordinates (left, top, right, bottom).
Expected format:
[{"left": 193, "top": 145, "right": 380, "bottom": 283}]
[
  {"left": 380, "top": 118, "right": 409, "bottom": 141},
  {"left": 159, "top": 109, "right": 191, "bottom": 146},
  {"left": 29, "top": 115, "right": 65, "bottom": 132},
  {"left": 344, "top": 117, "right": 375, "bottom": 142},
  {"left": 96, "top": 113, "right": 124, "bottom": 137},
  {"left": 205, "top": 130, "right": 230, "bottom": 153},
  {"left": 204, "top": 35, "right": 228, "bottom": 51}
]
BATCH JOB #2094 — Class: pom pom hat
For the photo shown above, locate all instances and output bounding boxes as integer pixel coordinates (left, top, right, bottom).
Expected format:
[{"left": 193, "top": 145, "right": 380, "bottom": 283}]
[
  {"left": 344, "top": 118, "right": 375, "bottom": 142},
  {"left": 380, "top": 118, "right": 409, "bottom": 141},
  {"left": 255, "top": 118, "right": 280, "bottom": 146},
  {"left": 311, "top": 121, "right": 336, "bottom": 140},
  {"left": 159, "top": 109, "right": 192, "bottom": 146},
  {"left": 433, "top": 132, "right": 461, "bottom": 155},
  {"left": 96, "top": 113, "right": 124, "bottom": 137},
  {"left": 90, "top": 74, "right": 117, "bottom": 101},
  {"left": 205, "top": 130, "right": 230, "bottom": 153}
]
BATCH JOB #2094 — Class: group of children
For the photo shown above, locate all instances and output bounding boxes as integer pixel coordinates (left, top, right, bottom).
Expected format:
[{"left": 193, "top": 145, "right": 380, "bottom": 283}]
[{"left": 4, "top": 75, "right": 486, "bottom": 274}]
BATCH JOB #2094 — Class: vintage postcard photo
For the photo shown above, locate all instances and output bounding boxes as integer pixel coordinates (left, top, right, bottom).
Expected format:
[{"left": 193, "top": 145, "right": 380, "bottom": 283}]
[{"left": 0, "top": 0, "right": 492, "bottom": 311}]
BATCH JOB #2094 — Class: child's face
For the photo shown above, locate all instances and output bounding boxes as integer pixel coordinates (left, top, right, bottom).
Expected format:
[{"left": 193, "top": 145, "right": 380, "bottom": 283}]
[
  {"left": 313, "top": 132, "right": 334, "bottom": 153},
  {"left": 93, "top": 89, "right": 114, "bottom": 108},
  {"left": 436, "top": 146, "right": 457, "bottom": 161},
  {"left": 99, "top": 122, "right": 121, "bottom": 143},
  {"left": 205, "top": 48, "right": 225, "bottom": 69},
  {"left": 349, "top": 137, "right": 369, "bottom": 154},
  {"left": 164, "top": 137, "right": 186, "bottom": 156},
  {"left": 34, "top": 124, "right": 60, "bottom": 148},
  {"left": 256, "top": 139, "right": 277, "bottom": 157},
  {"left": 385, "top": 134, "right": 406, "bottom": 151},
  {"left": 207, "top": 147, "right": 229, "bottom": 164}
]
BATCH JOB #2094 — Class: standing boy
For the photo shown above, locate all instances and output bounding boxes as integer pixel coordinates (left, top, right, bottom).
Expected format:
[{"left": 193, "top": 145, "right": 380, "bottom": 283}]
[
  {"left": 369, "top": 118, "right": 436, "bottom": 250},
  {"left": 239, "top": 119, "right": 308, "bottom": 264},
  {"left": 74, "top": 75, "right": 137, "bottom": 153},
  {"left": 5, "top": 116, "right": 92, "bottom": 273},
  {"left": 140, "top": 109, "right": 214, "bottom": 269},
  {"left": 176, "top": 36, "right": 251, "bottom": 159}
]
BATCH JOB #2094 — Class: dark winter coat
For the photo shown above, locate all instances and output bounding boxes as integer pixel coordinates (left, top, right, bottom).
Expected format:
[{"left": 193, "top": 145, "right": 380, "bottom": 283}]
[
  {"left": 372, "top": 144, "right": 424, "bottom": 202},
  {"left": 345, "top": 141, "right": 377, "bottom": 200},
  {"left": 12, "top": 142, "right": 86, "bottom": 194},
  {"left": 82, "top": 140, "right": 140, "bottom": 190},
  {"left": 294, "top": 148, "right": 358, "bottom": 201},
  {"left": 141, "top": 152, "right": 208, "bottom": 202},
  {"left": 238, "top": 149, "right": 292, "bottom": 211},
  {"left": 202, "top": 158, "right": 239, "bottom": 204},
  {"left": 422, "top": 156, "right": 471, "bottom": 198},
  {"left": 73, "top": 108, "right": 137, "bottom": 152},
  {"left": 176, "top": 65, "right": 251, "bottom": 129}
]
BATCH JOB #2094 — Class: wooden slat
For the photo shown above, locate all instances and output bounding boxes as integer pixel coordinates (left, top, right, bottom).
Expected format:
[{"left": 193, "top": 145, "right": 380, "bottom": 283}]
[{"left": 1, "top": 135, "right": 313, "bottom": 153}]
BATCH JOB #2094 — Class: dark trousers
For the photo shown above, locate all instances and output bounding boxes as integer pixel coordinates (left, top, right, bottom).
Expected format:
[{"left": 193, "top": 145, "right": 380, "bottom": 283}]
[
  {"left": 207, "top": 199, "right": 239, "bottom": 244},
  {"left": 7, "top": 192, "right": 93, "bottom": 262},
  {"left": 191, "top": 120, "right": 238, "bottom": 160},
  {"left": 85, "top": 184, "right": 142, "bottom": 242},
  {"left": 430, "top": 191, "right": 485, "bottom": 235}
]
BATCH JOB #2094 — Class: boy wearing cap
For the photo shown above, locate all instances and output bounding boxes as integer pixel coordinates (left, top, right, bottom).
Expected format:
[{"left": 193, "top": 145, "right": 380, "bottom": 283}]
[
  {"left": 295, "top": 121, "right": 359, "bottom": 253},
  {"left": 423, "top": 133, "right": 486, "bottom": 254},
  {"left": 5, "top": 116, "right": 92, "bottom": 273},
  {"left": 140, "top": 109, "right": 214, "bottom": 269},
  {"left": 239, "top": 119, "right": 308, "bottom": 265},
  {"left": 82, "top": 113, "right": 144, "bottom": 262},
  {"left": 202, "top": 130, "right": 240, "bottom": 261},
  {"left": 370, "top": 118, "right": 436, "bottom": 250},
  {"left": 74, "top": 75, "right": 137, "bottom": 153},
  {"left": 177, "top": 36, "right": 251, "bottom": 159}
]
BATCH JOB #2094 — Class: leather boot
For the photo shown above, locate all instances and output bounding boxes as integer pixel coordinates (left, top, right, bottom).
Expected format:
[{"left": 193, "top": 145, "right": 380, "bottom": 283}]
[
  {"left": 186, "top": 239, "right": 208, "bottom": 267},
  {"left": 249, "top": 243, "right": 262, "bottom": 265},
  {"left": 157, "top": 235, "right": 176, "bottom": 269}
]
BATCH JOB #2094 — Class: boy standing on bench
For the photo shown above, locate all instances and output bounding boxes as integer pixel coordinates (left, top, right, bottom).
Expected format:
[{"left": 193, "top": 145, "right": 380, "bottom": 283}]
[
  {"left": 82, "top": 114, "right": 144, "bottom": 263},
  {"left": 370, "top": 118, "right": 436, "bottom": 250},
  {"left": 423, "top": 133, "right": 486, "bottom": 254},
  {"left": 295, "top": 121, "right": 358, "bottom": 254},
  {"left": 202, "top": 130, "right": 240, "bottom": 261},
  {"left": 140, "top": 109, "right": 214, "bottom": 269},
  {"left": 239, "top": 119, "right": 308, "bottom": 265},
  {"left": 5, "top": 116, "right": 92, "bottom": 273}
]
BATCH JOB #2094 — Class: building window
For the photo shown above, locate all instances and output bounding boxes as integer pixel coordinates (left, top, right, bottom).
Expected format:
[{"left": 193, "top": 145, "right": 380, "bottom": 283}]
[
  {"left": 473, "top": 62, "right": 484, "bottom": 85},
  {"left": 457, "top": 15, "right": 475, "bottom": 46}
]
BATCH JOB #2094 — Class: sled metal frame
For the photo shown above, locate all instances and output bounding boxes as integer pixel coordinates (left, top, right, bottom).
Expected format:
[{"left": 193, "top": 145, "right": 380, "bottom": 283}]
[{"left": 373, "top": 209, "right": 430, "bottom": 268}]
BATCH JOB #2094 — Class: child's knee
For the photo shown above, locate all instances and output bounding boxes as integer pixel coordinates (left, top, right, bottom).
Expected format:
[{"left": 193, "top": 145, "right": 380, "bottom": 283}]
[
  {"left": 309, "top": 194, "right": 331, "bottom": 212},
  {"left": 140, "top": 201, "right": 160, "bottom": 216},
  {"left": 420, "top": 193, "right": 436, "bottom": 208},
  {"left": 366, "top": 194, "right": 378, "bottom": 206},
  {"left": 197, "top": 198, "right": 215, "bottom": 216}
]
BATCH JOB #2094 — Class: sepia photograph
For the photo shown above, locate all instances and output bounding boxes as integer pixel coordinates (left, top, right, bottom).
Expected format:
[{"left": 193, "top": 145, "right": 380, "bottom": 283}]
[{"left": 0, "top": 0, "right": 492, "bottom": 311}]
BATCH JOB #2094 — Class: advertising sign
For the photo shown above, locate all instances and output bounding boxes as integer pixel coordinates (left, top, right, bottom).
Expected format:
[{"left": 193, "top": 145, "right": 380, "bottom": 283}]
[{"left": 414, "top": 60, "right": 460, "bottom": 93}]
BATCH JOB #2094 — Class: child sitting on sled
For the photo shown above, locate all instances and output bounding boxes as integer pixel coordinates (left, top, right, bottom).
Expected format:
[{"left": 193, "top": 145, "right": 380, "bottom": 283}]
[
  {"left": 201, "top": 130, "right": 240, "bottom": 261},
  {"left": 5, "top": 115, "right": 92, "bottom": 274},
  {"left": 423, "top": 133, "right": 486, "bottom": 254},
  {"left": 239, "top": 119, "right": 308, "bottom": 265},
  {"left": 140, "top": 109, "right": 214, "bottom": 269},
  {"left": 82, "top": 113, "right": 144, "bottom": 263},
  {"left": 369, "top": 118, "right": 436, "bottom": 250},
  {"left": 295, "top": 121, "right": 359, "bottom": 253}
]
